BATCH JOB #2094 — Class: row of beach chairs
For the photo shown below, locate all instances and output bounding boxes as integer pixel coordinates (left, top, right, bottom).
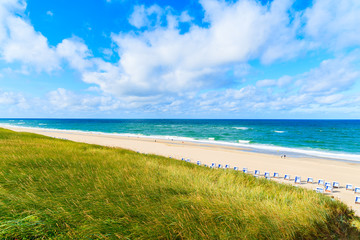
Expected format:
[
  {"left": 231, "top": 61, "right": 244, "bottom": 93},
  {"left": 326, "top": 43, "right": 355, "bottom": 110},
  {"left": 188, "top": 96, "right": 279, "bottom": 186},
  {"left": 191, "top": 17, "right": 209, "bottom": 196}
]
[{"left": 179, "top": 158, "right": 360, "bottom": 205}]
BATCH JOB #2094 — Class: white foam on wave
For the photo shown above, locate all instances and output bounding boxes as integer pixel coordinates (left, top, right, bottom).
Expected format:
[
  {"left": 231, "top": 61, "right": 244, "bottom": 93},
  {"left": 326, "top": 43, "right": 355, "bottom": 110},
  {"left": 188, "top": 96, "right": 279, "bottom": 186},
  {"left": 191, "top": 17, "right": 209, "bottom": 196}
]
[
  {"left": 233, "top": 127, "right": 249, "bottom": 130},
  {"left": 238, "top": 140, "right": 250, "bottom": 144},
  {"left": 274, "top": 130, "right": 285, "bottom": 133},
  {"left": 39, "top": 123, "right": 47, "bottom": 126}
]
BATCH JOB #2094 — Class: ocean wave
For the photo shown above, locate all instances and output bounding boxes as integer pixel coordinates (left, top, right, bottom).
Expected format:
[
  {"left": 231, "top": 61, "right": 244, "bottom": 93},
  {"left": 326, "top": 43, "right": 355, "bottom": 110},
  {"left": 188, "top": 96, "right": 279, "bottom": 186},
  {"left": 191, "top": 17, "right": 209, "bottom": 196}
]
[
  {"left": 274, "top": 130, "right": 285, "bottom": 133},
  {"left": 39, "top": 123, "right": 47, "bottom": 126},
  {"left": 233, "top": 127, "right": 249, "bottom": 130},
  {"left": 238, "top": 140, "right": 250, "bottom": 144}
]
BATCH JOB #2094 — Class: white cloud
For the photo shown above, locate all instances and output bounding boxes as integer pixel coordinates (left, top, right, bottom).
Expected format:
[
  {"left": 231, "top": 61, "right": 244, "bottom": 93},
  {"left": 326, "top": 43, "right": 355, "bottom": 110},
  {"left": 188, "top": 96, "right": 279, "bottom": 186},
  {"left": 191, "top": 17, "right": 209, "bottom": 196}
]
[
  {"left": 128, "top": 4, "right": 163, "bottom": 28},
  {"left": 304, "top": 0, "right": 360, "bottom": 49},
  {"left": 46, "top": 10, "right": 53, "bottom": 16},
  {"left": 0, "top": 90, "right": 28, "bottom": 109},
  {"left": 56, "top": 37, "right": 93, "bottom": 71},
  {"left": 0, "top": 0, "right": 60, "bottom": 72}
]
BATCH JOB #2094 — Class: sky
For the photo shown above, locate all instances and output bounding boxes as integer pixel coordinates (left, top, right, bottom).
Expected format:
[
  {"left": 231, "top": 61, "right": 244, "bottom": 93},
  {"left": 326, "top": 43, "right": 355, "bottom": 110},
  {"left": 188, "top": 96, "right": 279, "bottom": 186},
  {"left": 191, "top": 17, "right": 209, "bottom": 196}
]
[{"left": 0, "top": 0, "right": 360, "bottom": 119}]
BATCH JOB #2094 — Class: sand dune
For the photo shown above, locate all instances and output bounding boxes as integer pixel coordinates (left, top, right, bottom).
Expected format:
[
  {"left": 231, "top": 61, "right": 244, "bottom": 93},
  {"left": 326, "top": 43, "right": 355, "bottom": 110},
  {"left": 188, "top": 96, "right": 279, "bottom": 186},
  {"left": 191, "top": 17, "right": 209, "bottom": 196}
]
[{"left": 4, "top": 125, "right": 360, "bottom": 215}]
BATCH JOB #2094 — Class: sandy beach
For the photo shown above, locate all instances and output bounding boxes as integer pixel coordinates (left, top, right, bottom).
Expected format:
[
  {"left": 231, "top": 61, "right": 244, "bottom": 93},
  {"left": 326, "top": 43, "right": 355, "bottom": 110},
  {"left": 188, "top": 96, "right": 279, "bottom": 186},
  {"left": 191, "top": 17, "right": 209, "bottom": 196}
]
[{"left": 3, "top": 125, "right": 360, "bottom": 215}]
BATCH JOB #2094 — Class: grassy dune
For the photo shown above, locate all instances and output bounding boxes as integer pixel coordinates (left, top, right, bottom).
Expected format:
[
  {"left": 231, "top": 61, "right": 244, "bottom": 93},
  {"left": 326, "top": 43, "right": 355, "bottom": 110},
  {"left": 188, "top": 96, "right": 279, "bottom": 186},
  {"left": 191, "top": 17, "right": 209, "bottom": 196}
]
[{"left": 0, "top": 128, "right": 359, "bottom": 239}]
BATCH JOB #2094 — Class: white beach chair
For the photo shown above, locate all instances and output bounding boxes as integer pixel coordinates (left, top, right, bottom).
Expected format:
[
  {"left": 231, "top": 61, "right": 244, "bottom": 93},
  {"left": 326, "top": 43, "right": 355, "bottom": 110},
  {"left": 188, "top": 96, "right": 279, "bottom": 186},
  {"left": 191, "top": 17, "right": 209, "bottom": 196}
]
[
  {"left": 211, "top": 163, "right": 216, "bottom": 167},
  {"left": 318, "top": 179, "right": 324, "bottom": 185},
  {"left": 273, "top": 172, "right": 279, "bottom": 178},
  {"left": 315, "top": 187, "right": 324, "bottom": 193},
  {"left": 218, "top": 164, "right": 222, "bottom": 169},
  {"left": 225, "top": 164, "right": 230, "bottom": 169},
  {"left": 355, "top": 187, "right": 360, "bottom": 194},
  {"left": 346, "top": 184, "right": 353, "bottom": 191},
  {"left": 307, "top": 177, "right": 313, "bottom": 183},
  {"left": 294, "top": 176, "right": 301, "bottom": 184},
  {"left": 284, "top": 174, "right": 290, "bottom": 180},
  {"left": 325, "top": 182, "right": 331, "bottom": 187},
  {"left": 243, "top": 168, "right": 248, "bottom": 173},
  {"left": 254, "top": 170, "right": 260, "bottom": 175},
  {"left": 264, "top": 172, "right": 270, "bottom": 178},
  {"left": 356, "top": 196, "right": 360, "bottom": 204},
  {"left": 325, "top": 185, "right": 333, "bottom": 193},
  {"left": 234, "top": 166, "right": 239, "bottom": 171},
  {"left": 332, "top": 182, "right": 339, "bottom": 188}
]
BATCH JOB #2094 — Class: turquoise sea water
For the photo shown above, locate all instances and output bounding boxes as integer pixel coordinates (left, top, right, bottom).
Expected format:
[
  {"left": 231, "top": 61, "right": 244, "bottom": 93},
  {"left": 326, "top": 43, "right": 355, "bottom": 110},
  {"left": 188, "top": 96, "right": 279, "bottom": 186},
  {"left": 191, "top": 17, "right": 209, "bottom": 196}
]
[{"left": 1, "top": 119, "right": 360, "bottom": 161}]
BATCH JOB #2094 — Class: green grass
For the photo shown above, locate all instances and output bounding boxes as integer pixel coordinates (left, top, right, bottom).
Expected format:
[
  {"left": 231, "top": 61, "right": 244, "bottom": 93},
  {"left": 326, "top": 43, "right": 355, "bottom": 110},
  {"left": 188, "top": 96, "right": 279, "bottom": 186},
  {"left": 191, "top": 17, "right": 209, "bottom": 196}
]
[{"left": 0, "top": 128, "right": 359, "bottom": 239}]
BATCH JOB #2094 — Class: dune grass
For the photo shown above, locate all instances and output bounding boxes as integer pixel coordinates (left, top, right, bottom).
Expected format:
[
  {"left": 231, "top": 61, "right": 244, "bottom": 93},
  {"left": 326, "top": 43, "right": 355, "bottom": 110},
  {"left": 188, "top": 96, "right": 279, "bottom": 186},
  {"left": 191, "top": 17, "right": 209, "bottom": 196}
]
[{"left": 0, "top": 128, "right": 359, "bottom": 239}]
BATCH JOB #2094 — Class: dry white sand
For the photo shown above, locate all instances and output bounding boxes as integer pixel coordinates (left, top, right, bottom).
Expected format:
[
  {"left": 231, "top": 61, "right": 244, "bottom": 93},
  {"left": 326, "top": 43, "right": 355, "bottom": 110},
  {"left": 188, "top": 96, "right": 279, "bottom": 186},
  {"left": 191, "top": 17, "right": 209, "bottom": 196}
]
[{"left": 3, "top": 125, "right": 360, "bottom": 215}]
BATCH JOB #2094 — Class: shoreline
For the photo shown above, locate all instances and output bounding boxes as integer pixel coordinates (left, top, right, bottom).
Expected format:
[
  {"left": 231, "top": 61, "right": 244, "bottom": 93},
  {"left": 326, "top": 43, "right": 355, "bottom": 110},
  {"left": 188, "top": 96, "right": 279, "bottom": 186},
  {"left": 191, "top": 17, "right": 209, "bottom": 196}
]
[
  {"left": 2, "top": 123, "right": 360, "bottom": 162},
  {"left": 2, "top": 125, "right": 360, "bottom": 215}
]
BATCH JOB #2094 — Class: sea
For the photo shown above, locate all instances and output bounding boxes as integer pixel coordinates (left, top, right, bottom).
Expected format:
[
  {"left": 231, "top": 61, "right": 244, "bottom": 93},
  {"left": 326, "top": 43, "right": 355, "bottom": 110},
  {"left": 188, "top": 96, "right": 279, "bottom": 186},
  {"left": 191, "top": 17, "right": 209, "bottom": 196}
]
[{"left": 1, "top": 119, "right": 360, "bottom": 162}]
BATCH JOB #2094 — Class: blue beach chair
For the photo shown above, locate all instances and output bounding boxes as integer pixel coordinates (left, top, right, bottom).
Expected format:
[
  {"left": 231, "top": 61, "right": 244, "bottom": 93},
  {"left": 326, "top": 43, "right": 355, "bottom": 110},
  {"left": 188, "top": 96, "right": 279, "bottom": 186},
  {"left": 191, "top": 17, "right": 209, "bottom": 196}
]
[
  {"left": 332, "top": 182, "right": 339, "bottom": 188},
  {"left": 254, "top": 170, "right": 260, "bottom": 175},
  {"left": 325, "top": 182, "right": 331, "bottom": 187},
  {"left": 355, "top": 187, "right": 360, "bottom": 194},
  {"left": 315, "top": 187, "right": 324, "bottom": 193},
  {"left": 225, "top": 164, "right": 230, "bottom": 169},
  {"left": 307, "top": 177, "right": 313, "bottom": 183},
  {"left": 346, "top": 184, "right": 353, "bottom": 190},
  {"left": 325, "top": 185, "right": 333, "bottom": 193},
  {"left": 294, "top": 176, "right": 301, "bottom": 184},
  {"left": 273, "top": 172, "right": 279, "bottom": 178},
  {"left": 243, "top": 168, "right": 248, "bottom": 173},
  {"left": 356, "top": 196, "right": 360, "bottom": 204},
  {"left": 234, "top": 166, "right": 239, "bottom": 171},
  {"left": 284, "top": 174, "right": 290, "bottom": 180},
  {"left": 264, "top": 172, "right": 270, "bottom": 178},
  {"left": 318, "top": 179, "right": 324, "bottom": 185},
  {"left": 197, "top": 161, "right": 201, "bottom": 165},
  {"left": 218, "top": 164, "right": 222, "bottom": 169}
]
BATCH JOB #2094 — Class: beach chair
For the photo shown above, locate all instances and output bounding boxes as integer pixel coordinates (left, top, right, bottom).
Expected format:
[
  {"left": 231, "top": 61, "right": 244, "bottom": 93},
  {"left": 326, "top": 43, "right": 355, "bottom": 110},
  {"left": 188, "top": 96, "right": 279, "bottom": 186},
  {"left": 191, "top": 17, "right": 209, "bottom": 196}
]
[
  {"left": 218, "top": 164, "right": 222, "bottom": 169},
  {"left": 225, "top": 164, "right": 230, "bottom": 169},
  {"left": 204, "top": 164, "right": 208, "bottom": 167},
  {"left": 264, "top": 172, "right": 270, "bottom": 178},
  {"left": 243, "top": 168, "right": 248, "bottom": 173},
  {"left": 211, "top": 163, "right": 216, "bottom": 167},
  {"left": 332, "top": 182, "right": 339, "bottom": 188},
  {"left": 294, "top": 176, "right": 301, "bottom": 184},
  {"left": 273, "top": 172, "right": 279, "bottom": 178},
  {"left": 181, "top": 158, "right": 184, "bottom": 161},
  {"left": 307, "top": 177, "right": 313, "bottom": 183},
  {"left": 325, "top": 182, "right": 331, "bottom": 187},
  {"left": 186, "top": 159, "right": 191, "bottom": 163},
  {"left": 318, "top": 179, "right": 324, "bottom": 185},
  {"left": 234, "top": 167, "right": 239, "bottom": 171},
  {"left": 346, "top": 184, "right": 353, "bottom": 190},
  {"left": 356, "top": 196, "right": 360, "bottom": 204},
  {"left": 284, "top": 174, "right": 290, "bottom": 180},
  {"left": 254, "top": 170, "right": 260, "bottom": 175},
  {"left": 197, "top": 161, "right": 201, "bottom": 165},
  {"left": 315, "top": 187, "right": 324, "bottom": 193},
  {"left": 355, "top": 187, "right": 360, "bottom": 194},
  {"left": 325, "top": 186, "right": 333, "bottom": 193}
]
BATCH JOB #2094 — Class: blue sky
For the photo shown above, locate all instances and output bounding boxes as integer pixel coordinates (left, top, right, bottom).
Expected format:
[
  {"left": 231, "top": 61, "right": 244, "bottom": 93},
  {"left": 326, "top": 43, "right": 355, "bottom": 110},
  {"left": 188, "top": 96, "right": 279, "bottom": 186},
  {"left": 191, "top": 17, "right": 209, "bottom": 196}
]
[{"left": 0, "top": 0, "right": 360, "bottom": 118}]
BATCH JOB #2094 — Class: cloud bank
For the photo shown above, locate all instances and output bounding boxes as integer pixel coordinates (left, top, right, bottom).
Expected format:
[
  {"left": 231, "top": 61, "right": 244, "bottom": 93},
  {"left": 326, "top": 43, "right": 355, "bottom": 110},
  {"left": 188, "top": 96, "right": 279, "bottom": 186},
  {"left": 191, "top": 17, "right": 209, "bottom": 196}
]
[{"left": 0, "top": 0, "right": 360, "bottom": 117}]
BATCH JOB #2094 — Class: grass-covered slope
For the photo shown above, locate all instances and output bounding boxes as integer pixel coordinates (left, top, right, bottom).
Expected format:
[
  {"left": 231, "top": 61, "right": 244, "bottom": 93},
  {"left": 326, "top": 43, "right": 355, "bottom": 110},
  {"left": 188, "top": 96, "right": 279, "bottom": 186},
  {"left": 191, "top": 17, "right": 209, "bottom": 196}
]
[{"left": 0, "top": 128, "right": 359, "bottom": 239}]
